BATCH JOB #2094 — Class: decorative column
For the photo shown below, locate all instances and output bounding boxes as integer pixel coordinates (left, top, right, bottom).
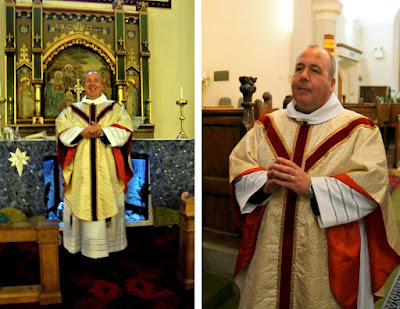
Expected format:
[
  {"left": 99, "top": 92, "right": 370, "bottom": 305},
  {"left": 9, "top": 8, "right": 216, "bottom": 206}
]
[
  {"left": 32, "top": 0, "right": 44, "bottom": 123},
  {"left": 137, "top": 2, "right": 151, "bottom": 124},
  {"left": 114, "top": 0, "right": 126, "bottom": 106},
  {"left": 5, "top": 0, "right": 16, "bottom": 125},
  {"left": 311, "top": 0, "right": 343, "bottom": 47},
  {"left": 312, "top": 0, "right": 342, "bottom": 94}
]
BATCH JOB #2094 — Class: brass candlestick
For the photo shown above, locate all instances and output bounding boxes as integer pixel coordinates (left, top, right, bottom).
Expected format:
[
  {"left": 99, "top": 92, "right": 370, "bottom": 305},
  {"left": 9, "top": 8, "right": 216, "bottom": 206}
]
[{"left": 176, "top": 99, "right": 188, "bottom": 139}]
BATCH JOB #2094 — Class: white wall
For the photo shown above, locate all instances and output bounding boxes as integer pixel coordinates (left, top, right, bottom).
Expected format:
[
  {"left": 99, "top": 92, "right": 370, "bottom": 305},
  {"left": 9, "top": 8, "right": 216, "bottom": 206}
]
[
  {"left": 202, "top": 0, "right": 293, "bottom": 109},
  {"left": 392, "top": 10, "right": 400, "bottom": 96},
  {"left": 359, "top": 22, "right": 395, "bottom": 87},
  {"left": 337, "top": 0, "right": 400, "bottom": 97},
  {"left": 148, "top": 0, "right": 195, "bottom": 138}
]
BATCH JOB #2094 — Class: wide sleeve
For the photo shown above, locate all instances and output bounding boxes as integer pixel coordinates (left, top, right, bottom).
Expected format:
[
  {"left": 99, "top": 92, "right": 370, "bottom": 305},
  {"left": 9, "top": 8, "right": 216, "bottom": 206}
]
[
  {"left": 229, "top": 124, "right": 267, "bottom": 183},
  {"left": 103, "top": 103, "right": 134, "bottom": 147}
]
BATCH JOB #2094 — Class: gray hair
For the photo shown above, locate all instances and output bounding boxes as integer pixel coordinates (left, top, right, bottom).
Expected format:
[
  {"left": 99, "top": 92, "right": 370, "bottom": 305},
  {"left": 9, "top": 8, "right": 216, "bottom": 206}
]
[
  {"left": 85, "top": 71, "right": 103, "bottom": 81},
  {"left": 307, "top": 45, "right": 336, "bottom": 80}
]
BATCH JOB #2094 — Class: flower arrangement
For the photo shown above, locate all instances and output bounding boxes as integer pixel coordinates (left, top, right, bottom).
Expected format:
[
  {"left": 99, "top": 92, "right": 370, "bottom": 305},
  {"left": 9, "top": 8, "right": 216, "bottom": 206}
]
[
  {"left": 202, "top": 69, "right": 211, "bottom": 90},
  {"left": 395, "top": 92, "right": 400, "bottom": 103}
]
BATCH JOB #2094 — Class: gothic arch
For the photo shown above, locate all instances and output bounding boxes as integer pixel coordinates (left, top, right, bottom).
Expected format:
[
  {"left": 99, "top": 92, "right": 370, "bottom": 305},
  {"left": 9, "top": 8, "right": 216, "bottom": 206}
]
[{"left": 43, "top": 33, "right": 116, "bottom": 75}]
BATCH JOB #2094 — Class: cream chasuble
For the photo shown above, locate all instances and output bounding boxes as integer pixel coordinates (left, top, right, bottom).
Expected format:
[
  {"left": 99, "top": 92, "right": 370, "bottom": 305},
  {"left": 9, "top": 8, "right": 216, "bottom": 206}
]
[
  {"left": 229, "top": 96, "right": 400, "bottom": 309},
  {"left": 56, "top": 94, "right": 133, "bottom": 221}
]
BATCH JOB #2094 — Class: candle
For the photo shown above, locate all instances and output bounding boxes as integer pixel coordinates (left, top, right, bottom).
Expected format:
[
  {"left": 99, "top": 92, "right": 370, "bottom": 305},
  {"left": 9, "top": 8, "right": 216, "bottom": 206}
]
[
  {"left": 0, "top": 81, "right": 2, "bottom": 98},
  {"left": 180, "top": 86, "right": 183, "bottom": 100}
]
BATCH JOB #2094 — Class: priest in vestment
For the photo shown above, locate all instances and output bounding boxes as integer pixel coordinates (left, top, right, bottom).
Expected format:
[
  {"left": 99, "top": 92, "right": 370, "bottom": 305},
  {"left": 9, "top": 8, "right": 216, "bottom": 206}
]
[
  {"left": 229, "top": 45, "right": 400, "bottom": 308},
  {"left": 56, "top": 71, "right": 133, "bottom": 259}
]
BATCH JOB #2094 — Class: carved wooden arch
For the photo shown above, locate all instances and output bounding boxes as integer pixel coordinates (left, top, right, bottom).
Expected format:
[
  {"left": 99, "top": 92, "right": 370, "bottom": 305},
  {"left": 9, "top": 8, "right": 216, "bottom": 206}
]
[{"left": 42, "top": 33, "right": 116, "bottom": 75}]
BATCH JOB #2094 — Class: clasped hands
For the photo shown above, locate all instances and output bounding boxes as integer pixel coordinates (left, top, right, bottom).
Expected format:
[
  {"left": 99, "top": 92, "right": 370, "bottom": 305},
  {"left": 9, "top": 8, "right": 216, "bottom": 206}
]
[
  {"left": 81, "top": 121, "right": 102, "bottom": 139},
  {"left": 264, "top": 157, "right": 311, "bottom": 196}
]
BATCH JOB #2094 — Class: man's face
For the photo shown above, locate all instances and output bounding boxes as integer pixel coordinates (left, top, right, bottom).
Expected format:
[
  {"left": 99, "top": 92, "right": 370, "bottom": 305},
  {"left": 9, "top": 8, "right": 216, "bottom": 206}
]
[
  {"left": 85, "top": 72, "right": 103, "bottom": 100},
  {"left": 291, "top": 47, "right": 335, "bottom": 113}
]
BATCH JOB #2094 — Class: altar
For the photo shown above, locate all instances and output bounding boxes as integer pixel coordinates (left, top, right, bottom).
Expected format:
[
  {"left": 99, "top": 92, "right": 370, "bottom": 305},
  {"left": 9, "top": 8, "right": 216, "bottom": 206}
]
[{"left": 0, "top": 138, "right": 194, "bottom": 220}]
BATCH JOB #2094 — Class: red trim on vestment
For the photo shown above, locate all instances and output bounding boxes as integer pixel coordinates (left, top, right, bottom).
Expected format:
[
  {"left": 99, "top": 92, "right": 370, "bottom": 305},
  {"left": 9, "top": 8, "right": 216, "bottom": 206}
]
[
  {"left": 231, "top": 167, "right": 266, "bottom": 230},
  {"left": 332, "top": 174, "right": 374, "bottom": 200},
  {"left": 111, "top": 126, "right": 134, "bottom": 192},
  {"left": 230, "top": 167, "right": 267, "bottom": 277},
  {"left": 232, "top": 117, "right": 291, "bottom": 279},
  {"left": 232, "top": 116, "right": 399, "bottom": 308},
  {"left": 366, "top": 207, "right": 400, "bottom": 301},
  {"left": 305, "top": 117, "right": 375, "bottom": 171},
  {"left": 279, "top": 125, "right": 309, "bottom": 309},
  {"left": 327, "top": 221, "right": 361, "bottom": 309},
  {"left": 258, "top": 115, "right": 290, "bottom": 160},
  {"left": 97, "top": 102, "right": 116, "bottom": 121},
  {"left": 330, "top": 174, "right": 400, "bottom": 306},
  {"left": 71, "top": 104, "right": 89, "bottom": 123},
  {"left": 56, "top": 137, "right": 78, "bottom": 191}
]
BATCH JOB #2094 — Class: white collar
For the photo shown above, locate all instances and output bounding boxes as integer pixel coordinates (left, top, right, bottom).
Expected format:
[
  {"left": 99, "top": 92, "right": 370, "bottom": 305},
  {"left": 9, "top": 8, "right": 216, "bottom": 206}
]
[
  {"left": 81, "top": 93, "right": 108, "bottom": 105},
  {"left": 286, "top": 93, "right": 344, "bottom": 125}
]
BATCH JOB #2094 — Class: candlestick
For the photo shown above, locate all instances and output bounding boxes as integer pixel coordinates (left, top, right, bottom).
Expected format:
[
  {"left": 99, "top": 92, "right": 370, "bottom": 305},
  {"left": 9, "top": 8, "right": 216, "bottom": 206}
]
[{"left": 176, "top": 98, "right": 188, "bottom": 139}]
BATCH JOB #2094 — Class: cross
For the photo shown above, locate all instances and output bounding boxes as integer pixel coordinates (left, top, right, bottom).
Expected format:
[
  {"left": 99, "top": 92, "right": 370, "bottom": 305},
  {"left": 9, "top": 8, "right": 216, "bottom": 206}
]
[
  {"left": 20, "top": 44, "right": 29, "bottom": 61},
  {"left": 6, "top": 33, "right": 13, "bottom": 44},
  {"left": 118, "top": 37, "right": 125, "bottom": 51},
  {"left": 33, "top": 34, "right": 41, "bottom": 48},
  {"left": 142, "top": 40, "right": 149, "bottom": 53},
  {"left": 34, "top": 34, "right": 41, "bottom": 44},
  {"left": 72, "top": 79, "right": 84, "bottom": 102},
  {"left": 127, "top": 48, "right": 137, "bottom": 67}
]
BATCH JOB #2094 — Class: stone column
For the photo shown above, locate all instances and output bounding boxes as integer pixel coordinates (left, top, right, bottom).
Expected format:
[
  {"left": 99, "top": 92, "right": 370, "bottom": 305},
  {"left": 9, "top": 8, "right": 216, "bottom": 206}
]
[
  {"left": 312, "top": 0, "right": 343, "bottom": 94},
  {"left": 311, "top": 0, "right": 343, "bottom": 47}
]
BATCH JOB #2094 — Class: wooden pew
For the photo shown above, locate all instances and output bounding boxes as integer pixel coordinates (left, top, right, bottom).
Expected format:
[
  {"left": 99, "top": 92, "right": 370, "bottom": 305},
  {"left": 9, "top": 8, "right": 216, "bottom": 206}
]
[{"left": 0, "top": 220, "right": 62, "bottom": 305}]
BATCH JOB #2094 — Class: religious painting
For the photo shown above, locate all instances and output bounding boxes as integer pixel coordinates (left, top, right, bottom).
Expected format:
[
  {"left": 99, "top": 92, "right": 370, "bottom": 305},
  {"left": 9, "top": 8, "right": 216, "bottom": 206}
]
[
  {"left": 124, "top": 68, "right": 141, "bottom": 117},
  {"left": 44, "top": 46, "right": 113, "bottom": 119},
  {"left": 16, "top": 67, "right": 35, "bottom": 119}
]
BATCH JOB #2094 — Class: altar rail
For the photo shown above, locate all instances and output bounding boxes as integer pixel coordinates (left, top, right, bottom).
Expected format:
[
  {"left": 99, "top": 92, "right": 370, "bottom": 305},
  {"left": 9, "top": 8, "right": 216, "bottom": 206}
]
[
  {"left": 0, "top": 220, "right": 61, "bottom": 305},
  {"left": 0, "top": 139, "right": 194, "bottom": 217}
]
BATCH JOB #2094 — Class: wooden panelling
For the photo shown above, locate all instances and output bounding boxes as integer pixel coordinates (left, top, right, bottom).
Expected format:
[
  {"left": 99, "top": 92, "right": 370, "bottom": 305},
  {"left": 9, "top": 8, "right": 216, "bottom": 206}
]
[{"left": 202, "top": 109, "right": 246, "bottom": 237}]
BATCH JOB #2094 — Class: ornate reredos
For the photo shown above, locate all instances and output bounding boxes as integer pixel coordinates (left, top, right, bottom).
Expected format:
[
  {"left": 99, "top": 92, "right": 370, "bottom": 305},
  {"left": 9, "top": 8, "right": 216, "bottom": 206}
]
[
  {"left": 5, "top": 0, "right": 152, "bottom": 136},
  {"left": 43, "top": 32, "right": 116, "bottom": 75}
]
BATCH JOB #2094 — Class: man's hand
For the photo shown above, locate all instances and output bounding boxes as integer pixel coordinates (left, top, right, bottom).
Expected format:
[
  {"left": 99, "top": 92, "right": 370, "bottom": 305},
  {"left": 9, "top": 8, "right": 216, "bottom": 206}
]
[
  {"left": 264, "top": 157, "right": 310, "bottom": 196},
  {"left": 81, "top": 121, "right": 102, "bottom": 139}
]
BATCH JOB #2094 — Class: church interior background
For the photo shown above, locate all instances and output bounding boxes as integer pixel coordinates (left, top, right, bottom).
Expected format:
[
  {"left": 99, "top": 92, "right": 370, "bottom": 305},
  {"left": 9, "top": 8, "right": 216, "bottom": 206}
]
[
  {"left": 0, "top": 0, "right": 195, "bottom": 307},
  {"left": 202, "top": 0, "right": 400, "bottom": 308}
]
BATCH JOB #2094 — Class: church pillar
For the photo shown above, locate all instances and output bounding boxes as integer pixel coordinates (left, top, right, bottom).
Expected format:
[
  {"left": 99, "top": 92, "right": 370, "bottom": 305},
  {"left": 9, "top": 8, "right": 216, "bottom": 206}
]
[
  {"left": 114, "top": 0, "right": 127, "bottom": 106},
  {"left": 5, "top": 0, "right": 16, "bottom": 125},
  {"left": 138, "top": 2, "right": 151, "bottom": 124},
  {"left": 312, "top": 0, "right": 343, "bottom": 94},
  {"left": 311, "top": 0, "right": 343, "bottom": 47},
  {"left": 32, "top": 0, "right": 44, "bottom": 123}
]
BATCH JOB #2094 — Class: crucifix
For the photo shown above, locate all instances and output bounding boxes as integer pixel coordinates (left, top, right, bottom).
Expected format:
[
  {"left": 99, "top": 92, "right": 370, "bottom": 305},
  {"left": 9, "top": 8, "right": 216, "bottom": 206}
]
[
  {"left": 33, "top": 34, "right": 41, "bottom": 48},
  {"left": 6, "top": 33, "right": 14, "bottom": 47},
  {"left": 118, "top": 37, "right": 125, "bottom": 51},
  {"left": 72, "top": 79, "right": 84, "bottom": 102}
]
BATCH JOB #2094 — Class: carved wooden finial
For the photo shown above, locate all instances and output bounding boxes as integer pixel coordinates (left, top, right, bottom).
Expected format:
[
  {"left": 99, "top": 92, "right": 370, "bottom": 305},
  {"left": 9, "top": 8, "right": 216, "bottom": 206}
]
[
  {"left": 113, "top": 0, "right": 124, "bottom": 9},
  {"left": 239, "top": 76, "right": 257, "bottom": 103},
  {"left": 136, "top": 1, "right": 148, "bottom": 12},
  {"left": 239, "top": 76, "right": 258, "bottom": 131}
]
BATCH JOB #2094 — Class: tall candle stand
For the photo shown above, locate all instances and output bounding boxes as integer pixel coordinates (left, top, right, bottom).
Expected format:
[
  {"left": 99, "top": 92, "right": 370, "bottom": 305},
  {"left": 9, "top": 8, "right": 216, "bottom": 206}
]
[
  {"left": 0, "top": 97, "right": 7, "bottom": 140},
  {"left": 176, "top": 99, "right": 188, "bottom": 139}
]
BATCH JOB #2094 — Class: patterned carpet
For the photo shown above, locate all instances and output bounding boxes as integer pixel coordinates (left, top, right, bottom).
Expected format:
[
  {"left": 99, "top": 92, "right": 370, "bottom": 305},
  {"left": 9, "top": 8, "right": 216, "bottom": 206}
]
[{"left": 0, "top": 225, "right": 194, "bottom": 309}]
